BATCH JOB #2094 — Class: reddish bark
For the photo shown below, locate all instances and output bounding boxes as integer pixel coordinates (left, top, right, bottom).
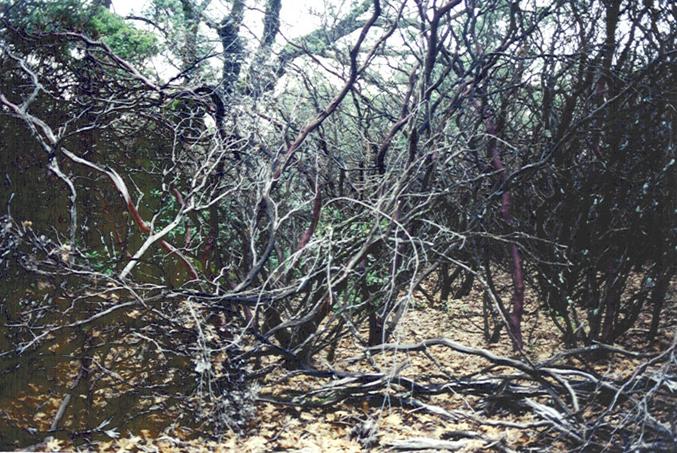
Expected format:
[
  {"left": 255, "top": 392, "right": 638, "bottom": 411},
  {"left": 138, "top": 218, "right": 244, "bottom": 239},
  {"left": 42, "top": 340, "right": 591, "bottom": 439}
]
[
  {"left": 297, "top": 189, "right": 322, "bottom": 251},
  {"left": 484, "top": 106, "right": 525, "bottom": 350},
  {"left": 123, "top": 198, "right": 199, "bottom": 280}
]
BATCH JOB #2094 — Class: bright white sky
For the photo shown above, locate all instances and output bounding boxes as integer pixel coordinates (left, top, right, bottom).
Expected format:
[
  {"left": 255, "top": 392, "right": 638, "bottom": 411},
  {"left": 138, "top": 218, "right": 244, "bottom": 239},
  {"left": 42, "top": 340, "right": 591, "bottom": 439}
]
[
  {"left": 110, "top": 0, "right": 337, "bottom": 81},
  {"left": 111, "top": 0, "right": 329, "bottom": 40}
]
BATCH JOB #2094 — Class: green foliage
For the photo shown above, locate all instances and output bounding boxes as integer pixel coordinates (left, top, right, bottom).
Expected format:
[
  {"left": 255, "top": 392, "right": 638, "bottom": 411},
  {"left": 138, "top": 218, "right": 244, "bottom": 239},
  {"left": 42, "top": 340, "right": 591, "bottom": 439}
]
[
  {"left": 91, "top": 8, "right": 158, "bottom": 60},
  {"left": 9, "top": 0, "right": 90, "bottom": 33},
  {"left": 365, "top": 269, "right": 385, "bottom": 287},
  {"left": 143, "top": 0, "right": 216, "bottom": 77},
  {"left": 2, "top": 0, "right": 157, "bottom": 62},
  {"left": 84, "top": 249, "right": 115, "bottom": 276}
]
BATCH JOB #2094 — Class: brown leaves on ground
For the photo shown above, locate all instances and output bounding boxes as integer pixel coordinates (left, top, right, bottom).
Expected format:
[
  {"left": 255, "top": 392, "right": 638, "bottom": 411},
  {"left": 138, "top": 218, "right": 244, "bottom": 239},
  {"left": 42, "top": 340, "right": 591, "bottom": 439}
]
[{"left": 14, "top": 279, "right": 673, "bottom": 452}]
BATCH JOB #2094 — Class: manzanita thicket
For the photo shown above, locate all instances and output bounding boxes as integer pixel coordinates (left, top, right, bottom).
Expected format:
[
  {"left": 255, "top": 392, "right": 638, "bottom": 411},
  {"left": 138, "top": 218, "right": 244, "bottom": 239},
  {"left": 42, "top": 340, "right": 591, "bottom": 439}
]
[{"left": 0, "top": 0, "right": 674, "bottom": 450}]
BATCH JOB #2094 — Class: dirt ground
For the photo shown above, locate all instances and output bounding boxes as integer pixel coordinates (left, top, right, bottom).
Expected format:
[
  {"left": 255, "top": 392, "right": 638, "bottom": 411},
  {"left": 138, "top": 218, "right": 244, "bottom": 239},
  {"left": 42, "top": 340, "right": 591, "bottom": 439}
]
[{"left": 31, "top": 278, "right": 670, "bottom": 453}]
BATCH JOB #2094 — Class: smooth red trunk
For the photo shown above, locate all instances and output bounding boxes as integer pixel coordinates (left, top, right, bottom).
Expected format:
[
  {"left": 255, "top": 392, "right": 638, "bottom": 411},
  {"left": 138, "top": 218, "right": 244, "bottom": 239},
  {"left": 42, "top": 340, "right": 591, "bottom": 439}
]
[{"left": 485, "top": 107, "right": 525, "bottom": 350}]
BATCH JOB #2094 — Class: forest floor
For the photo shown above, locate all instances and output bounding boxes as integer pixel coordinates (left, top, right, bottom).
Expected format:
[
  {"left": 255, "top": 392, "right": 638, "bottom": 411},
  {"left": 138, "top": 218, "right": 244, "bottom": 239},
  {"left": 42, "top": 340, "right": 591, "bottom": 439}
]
[
  {"left": 44, "top": 278, "right": 669, "bottom": 453},
  {"left": 43, "top": 278, "right": 668, "bottom": 452}
]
